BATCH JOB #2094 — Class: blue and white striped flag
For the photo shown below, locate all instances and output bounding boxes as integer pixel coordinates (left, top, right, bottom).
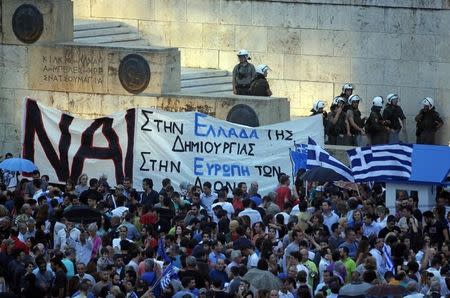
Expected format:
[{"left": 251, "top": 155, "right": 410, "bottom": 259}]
[
  {"left": 347, "top": 144, "right": 413, "bottom": 182},
  {"left": 160, "top": 262, "right": 178, "bottom": 289},
  {"left": 383, "top": 244, "right": 394, "bottom": 272},
  {"left": 307, "top": 137, "right": 354, "bottom": 182}
]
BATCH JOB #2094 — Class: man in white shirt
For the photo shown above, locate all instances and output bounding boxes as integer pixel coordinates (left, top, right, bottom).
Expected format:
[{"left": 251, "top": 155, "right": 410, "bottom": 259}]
[
  {"left": 362, "top": 213, "right": 382, "bottom": 238},
  {"left": 200, "top": 181, "right": 217, "bottom": 215},
  {"left": 238, "top": 199, "right": 262, "bottom": 226},
  {"left": 112, "top": 225, "right": 133, "bottom": 252},
  {"left": 369, "top": 237, "right": 387, "bottom": 276},
  {"left": 211, "top": 191, "right": 234, "bottom": 222},
  {"left": 68, "top": 229, "right": 93, "bottom": 266},
  {"left": 322, "top": 200, "right": 339, "bottom": 232}
]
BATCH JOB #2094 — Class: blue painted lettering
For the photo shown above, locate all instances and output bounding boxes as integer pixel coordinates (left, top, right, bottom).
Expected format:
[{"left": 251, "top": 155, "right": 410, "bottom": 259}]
[{"left": 194, "top": 157, "right": 204, "bottom": 175}]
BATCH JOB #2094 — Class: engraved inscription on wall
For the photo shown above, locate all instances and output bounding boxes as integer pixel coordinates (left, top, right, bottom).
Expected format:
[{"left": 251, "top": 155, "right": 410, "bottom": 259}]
[
  {"left": 29, "top": 47, "right": 109, "bottom": 93},
  {"left": 40, "top": 54, "right": 104, "bottom": 85}
]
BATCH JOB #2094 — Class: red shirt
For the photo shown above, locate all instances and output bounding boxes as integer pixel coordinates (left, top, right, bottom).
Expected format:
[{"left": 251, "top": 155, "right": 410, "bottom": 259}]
[
  {"left": 232, "top": 197, "right": 244, "bottom": 213},
  {"left": 275, "top": 185, "right": 292, "bottom": 209}
]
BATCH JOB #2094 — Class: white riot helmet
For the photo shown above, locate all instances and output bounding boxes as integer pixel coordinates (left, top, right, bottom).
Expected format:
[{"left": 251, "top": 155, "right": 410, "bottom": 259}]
[
  {"left": 333, "top": 96, "right": 346, "bottom": 105},
  {"left": 237, "top": 49, "right": 250, "bottom": 59},
  {"left": 255, "top": 64, "right": 270, "bottom": 75},
  {"left": 386, "top": 93, "right": 399, "bottom": 104},
  {"left": 422, "top": 97, "right": 434, "bottom": 108},
  {"left": 372, "top": 96, "right": 383, "bottom": 107},
  {"left": 342, "top": 83, "right": 354, "bottom": 92},
  {"left": 348, "top": 94, "right": 361, "bottom": 103},
  {"left": 312, "top": 100, "right": 326, "bottom": 112}
]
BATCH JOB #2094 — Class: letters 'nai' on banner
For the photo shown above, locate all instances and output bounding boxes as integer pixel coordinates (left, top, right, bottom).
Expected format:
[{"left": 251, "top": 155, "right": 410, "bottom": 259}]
[{"left": 22, "top": 98, "right": 324, "bottom": 194}]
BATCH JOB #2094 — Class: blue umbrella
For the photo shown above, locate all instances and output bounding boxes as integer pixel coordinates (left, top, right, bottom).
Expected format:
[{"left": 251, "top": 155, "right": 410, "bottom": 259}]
[{"left": 0, "top": 157, "right": 38, "bottom": 172}]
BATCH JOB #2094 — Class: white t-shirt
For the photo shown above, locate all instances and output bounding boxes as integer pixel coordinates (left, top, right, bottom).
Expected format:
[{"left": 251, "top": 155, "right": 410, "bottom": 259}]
[{"left": 247, "top": 252, "right": 259, "bottom": 269}]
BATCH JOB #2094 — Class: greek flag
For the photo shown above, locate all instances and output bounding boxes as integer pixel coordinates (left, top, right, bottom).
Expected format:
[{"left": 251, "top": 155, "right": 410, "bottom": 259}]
[
  {"left": 160, "top": 262, "right": 178, "bottom": 289},
  {"left": 157, "top": 238, "right": 171, "bottom": 263},
  {"left": 383, "top": 244, "right": 394, "bottom": 272},
  {"left": 307, "top": 137, "right": 354, "bottom": 182},
  {"left": 347, "top": 144, "right": 413, "bottom": 182},
  {"left": 289, "top": 142, "right": 307, "bottom": 177}
]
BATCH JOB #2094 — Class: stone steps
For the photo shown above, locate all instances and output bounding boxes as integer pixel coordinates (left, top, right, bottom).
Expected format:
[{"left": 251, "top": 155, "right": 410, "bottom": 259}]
[
  {"left": 75, "top": 33, "right": 141, "bottom": 44},
  {"left": 181, "top": 75, "right": 232, "bottom": 88},
  {"left": 180, "top": 68, "right": 233, "bottom": 94},
  {"left": 74, "top": 21, "right": 123, "bottom": 31},
  {"left": 181, "top": 69, "right": 229, "bottom": 80},
  {"left": 74, "top": 26, "right": 134, "bottom": 38},
  {"left": 74, "top": 19, "right": 147, "bottom": 45},
  {"left": 73, "top": 20, "right": 233, "bottom": 95}
]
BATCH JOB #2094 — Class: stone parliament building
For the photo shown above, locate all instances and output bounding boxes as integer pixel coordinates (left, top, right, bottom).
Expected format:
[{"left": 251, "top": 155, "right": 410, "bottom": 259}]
[{"left": 1, "top": 0, "right": 450, "bottom": 154}]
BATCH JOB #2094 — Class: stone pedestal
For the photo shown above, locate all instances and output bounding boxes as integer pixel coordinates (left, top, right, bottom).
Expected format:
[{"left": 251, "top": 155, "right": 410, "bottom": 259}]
[
  {"left": 28, "top": 44, "right": 181, "bottom": 95},
  {"left": 1, "top": 0, "right": 73, "bottom": 45}
]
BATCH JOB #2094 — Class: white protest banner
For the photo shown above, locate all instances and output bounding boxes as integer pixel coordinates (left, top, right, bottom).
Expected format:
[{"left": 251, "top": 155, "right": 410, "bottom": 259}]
[
  {"left": 134, "top": 109, "right": 323, "bottom": 194},
  {"left": 22, "top": 98, "right": 324, "bottom": 194},
  {"left": 22, "top": 98, "right": 135, "bottom": 186}
]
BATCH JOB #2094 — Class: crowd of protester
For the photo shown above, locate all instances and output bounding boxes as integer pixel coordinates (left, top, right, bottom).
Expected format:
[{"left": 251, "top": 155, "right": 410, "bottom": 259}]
[{"left": 1, "top": 156, "right": 450, "bottom": 298}]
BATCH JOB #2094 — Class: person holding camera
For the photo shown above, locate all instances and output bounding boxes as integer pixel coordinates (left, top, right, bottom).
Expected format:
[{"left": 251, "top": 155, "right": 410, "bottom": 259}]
[
  {"left": 365, "top": 96, "right": 390, "bottom": 145},
  {"left": 232, "top": 49, "right": 256, "bottom": 95}
]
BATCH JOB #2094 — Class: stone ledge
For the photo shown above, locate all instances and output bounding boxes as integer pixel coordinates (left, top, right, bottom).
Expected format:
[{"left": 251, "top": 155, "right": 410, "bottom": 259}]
[{"left": 233, "top": 0, "right": 450, "bottom": 9}]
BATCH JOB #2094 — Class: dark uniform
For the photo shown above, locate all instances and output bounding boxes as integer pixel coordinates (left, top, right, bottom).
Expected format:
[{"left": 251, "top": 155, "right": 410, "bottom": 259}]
[
  {"left": 415, "top": 108, "right": 443, "bottom": 144},
  {"left": 249, "top": 74, "right": 271, "bottom": 96},
  {"left": 383, "top": 104, "right": 406, "bottom": 143},
  {"left": 347, "top": 106, "right": 365, "bottom": 146},
  {"left": 311, "top": 110, "right": 328, "bottom": 140},
  {"left": 365, "top": 106, "right": 389, "bottom": 145},
  {"left": 232, "top": 62, "right": 255, "bottom": 95},
  {"left": 326, "top": 108, "right": 348, "bottom": 145}
]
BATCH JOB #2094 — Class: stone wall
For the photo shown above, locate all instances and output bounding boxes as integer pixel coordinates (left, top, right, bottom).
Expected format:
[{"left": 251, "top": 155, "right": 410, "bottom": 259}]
[{"left": 74, "top": 0, "right": 450, "bottom": 144}]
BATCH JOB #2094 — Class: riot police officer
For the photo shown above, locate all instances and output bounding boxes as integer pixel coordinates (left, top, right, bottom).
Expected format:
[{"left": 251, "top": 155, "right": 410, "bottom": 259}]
[
  {"left": 249, "top": 64, "right": 272, "bottom": 96},
  {"left": 327, "top": 96, "right": 350, "bottom": 145},
  {"left": 365, "top": 96, "right": 389, "bottom": 145},
  {"left": 340, "top": 83, "right": 354, "bottom": 103},
  {"left": 415, "top": 97, "right": 443, "bottom": 144},
  {"left": 383, "top": 93, "right": 407, "bottom": 143},
  {"left": 346, "top": 94, "right": 365, "bottom": 146},
  {"left": 310, "top": 99, "right": 328, "bottom": 139},
  {"left": 232, "top": 49, "right": 256, "bottom": 95}
]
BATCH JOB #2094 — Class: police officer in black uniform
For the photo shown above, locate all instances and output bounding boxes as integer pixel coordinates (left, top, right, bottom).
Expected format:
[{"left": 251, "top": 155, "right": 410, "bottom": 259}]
[
  {"left": 346, "top": 94, "right": 365, "bottom": 146},
  {"left": 365, "top": 96, "right": 390, "bottom": 145},
  {"left": 415, "top": 97, "right": 443, "bottom": 144},
  {"left": 232, "top": 49, "right": 256, "bottom": 95},
  {"left": 249, "top": 64, "right": 272, "bottom": 96},
  {"left": 327, "top": 96, "right": 350, "bottom": 145},
  {"left": 383, "top": 93, "right": 407, "bottom": 143},
  {"left": 310, "top": 99, "right": 328, "bottom": 140}
]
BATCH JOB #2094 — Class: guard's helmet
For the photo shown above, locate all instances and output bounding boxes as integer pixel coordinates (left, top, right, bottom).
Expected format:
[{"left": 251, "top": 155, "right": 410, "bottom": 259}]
[
  {"left": 237, "top": 49, "right": 249, "bottom": 57},
  {"left": 342, "top": 83, "right": 354, "bottom": 92},
  {"left": 332, "top": 96, "right": 346, "bottom": 105},
  {"left": 348, "top": 94, "right": 361, "bottom": 103},
  {"left": 422, "top": 97, "right": 434, "bottom": 108},
  {"left": 312, "top": 100, "right": 326, "bottom": 112},
  {"left": 255, "top": 64, "right": 270, "bottom": 75},
  {"left": 372, "top": 96, "right": 383, "bottom": 107},
  {"left": 386, "top": 93, "right": 399, "bottom": 104}
]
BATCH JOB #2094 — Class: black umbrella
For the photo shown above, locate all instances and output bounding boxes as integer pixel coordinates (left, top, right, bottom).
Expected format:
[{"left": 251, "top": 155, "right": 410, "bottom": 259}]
[
  {"left": 300, "top": 166, "right": 351, "bottom": 183},
  {"left": 63, "top": 205, "right": 102, "bottom": 224}
]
